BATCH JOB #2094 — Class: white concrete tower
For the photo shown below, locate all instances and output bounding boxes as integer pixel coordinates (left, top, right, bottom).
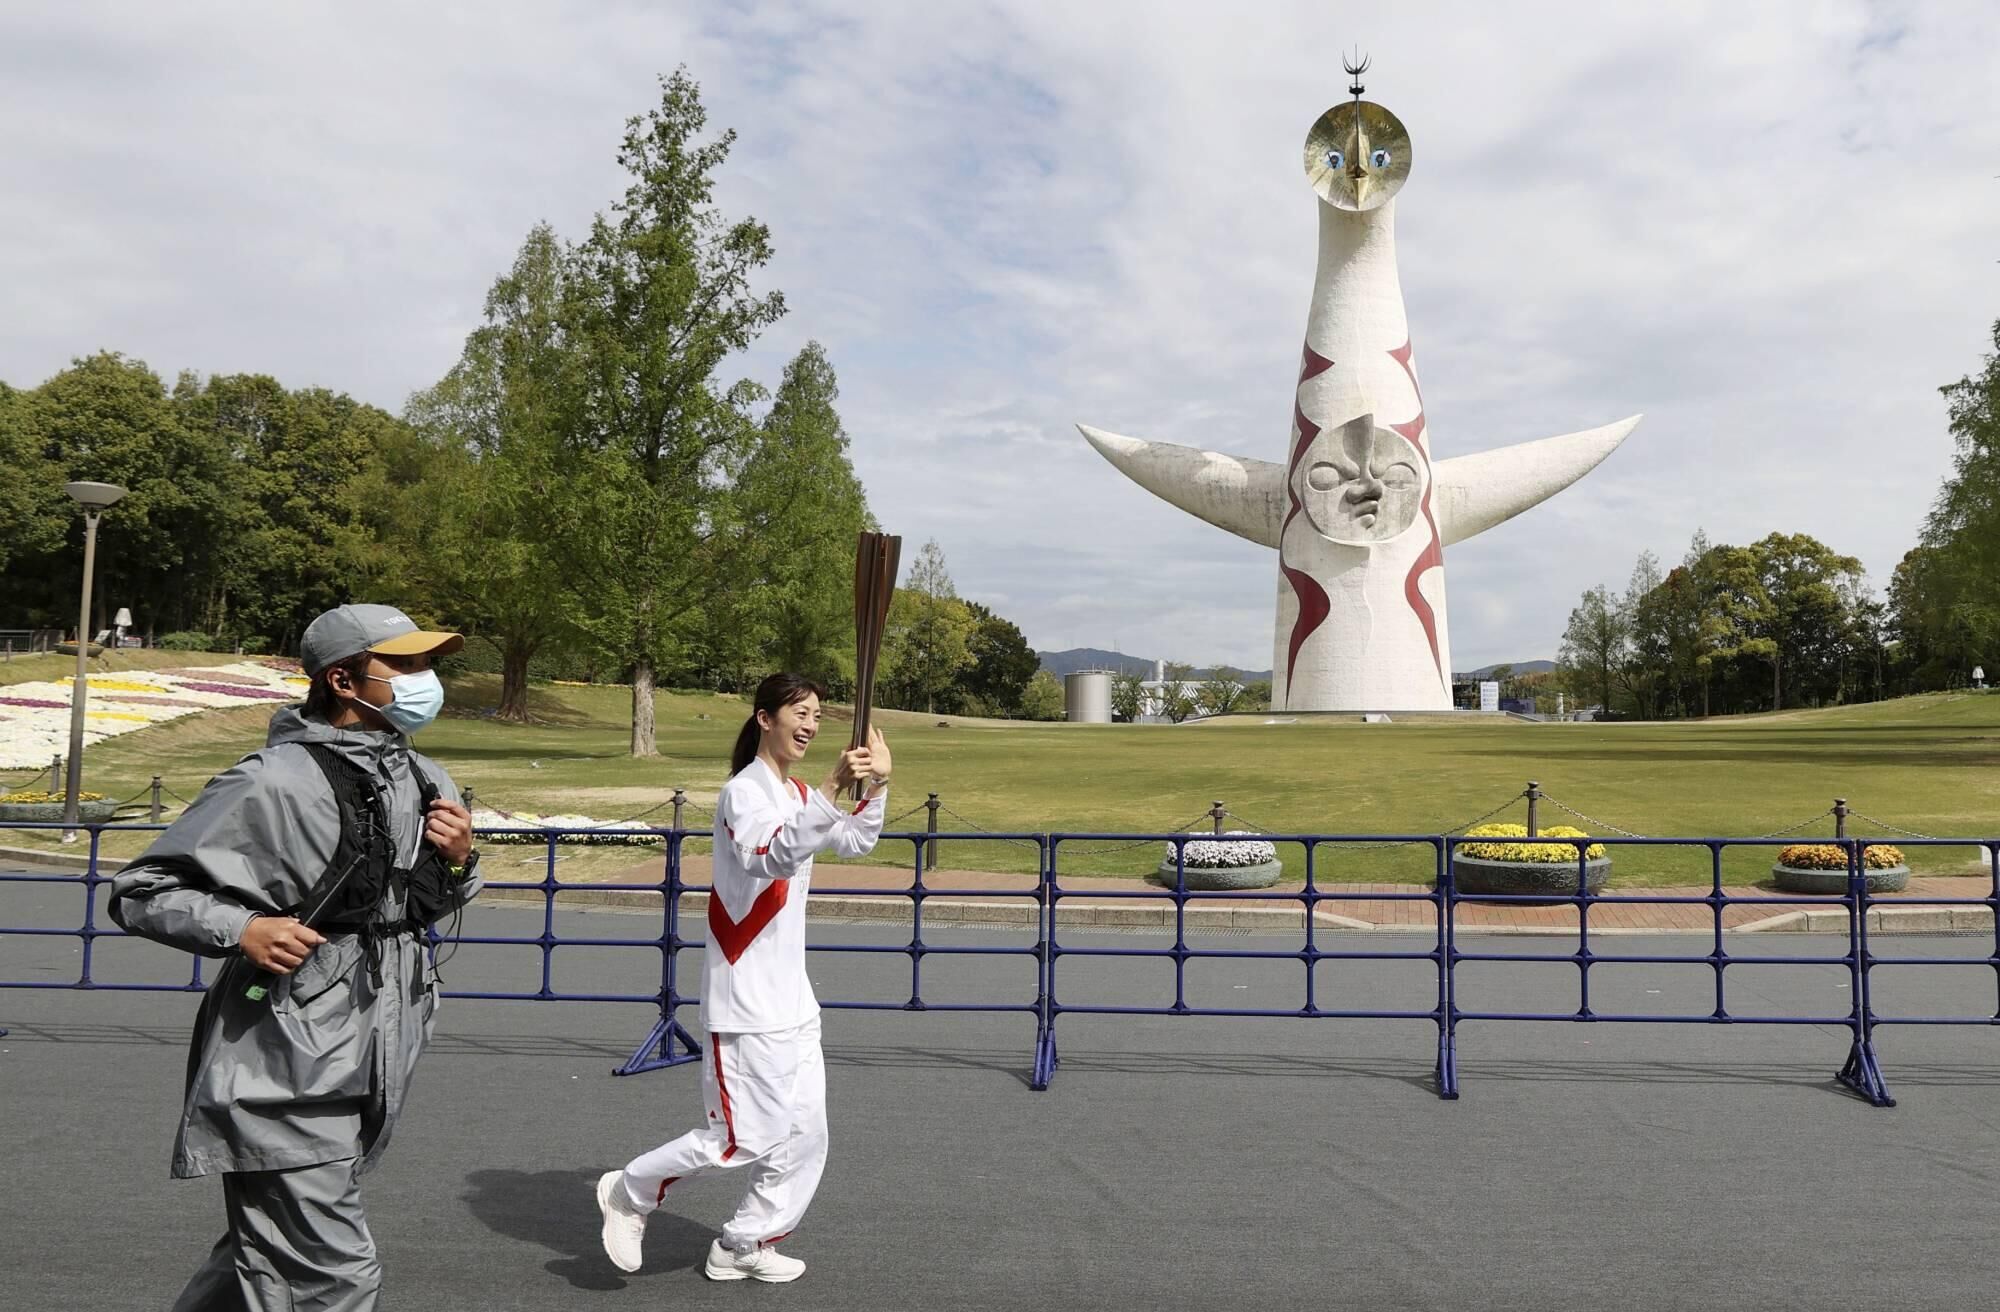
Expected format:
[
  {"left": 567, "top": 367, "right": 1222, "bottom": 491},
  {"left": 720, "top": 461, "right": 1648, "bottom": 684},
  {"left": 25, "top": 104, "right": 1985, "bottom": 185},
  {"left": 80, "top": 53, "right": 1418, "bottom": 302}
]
[{"left": 1079, "top": 58, "right": 1640, "bottom": 709}]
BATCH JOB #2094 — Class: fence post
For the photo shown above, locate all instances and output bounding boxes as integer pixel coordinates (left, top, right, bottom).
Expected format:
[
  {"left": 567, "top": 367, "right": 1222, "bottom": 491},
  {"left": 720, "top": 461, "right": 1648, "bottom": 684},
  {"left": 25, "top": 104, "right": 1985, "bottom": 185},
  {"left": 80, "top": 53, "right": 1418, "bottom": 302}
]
[
  {"left": 462, "top": 786, "right": 476, "bottom": 814},
  {"left": 1210, "top": 800, "right": 1227, "bottom": 835},
  {"left": 1834, "top": 798, "right": 1848, "bottom": 840},
  {"left": 1526, "top": 781, "right": 1541, "bottom": 837},
  {"left": 51, "top": 755, "right": 63, "bottom": 793},
  {"left": 672, "top": 788, "right": 686, "bottom": 831},
  {"left": 926, "top": 793, "right": 940, "bottom": 872},
  {"left": 149, "top": 776, "right": 162, "bottom": 823}
]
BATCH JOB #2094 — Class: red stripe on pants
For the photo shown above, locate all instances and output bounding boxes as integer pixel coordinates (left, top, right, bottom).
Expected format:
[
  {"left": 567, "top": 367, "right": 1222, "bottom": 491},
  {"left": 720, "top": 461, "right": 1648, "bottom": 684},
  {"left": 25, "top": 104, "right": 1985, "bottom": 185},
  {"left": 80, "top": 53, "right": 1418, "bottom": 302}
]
[{"left": 715, "top": 1035, "right": 739, "bottom": 1162}]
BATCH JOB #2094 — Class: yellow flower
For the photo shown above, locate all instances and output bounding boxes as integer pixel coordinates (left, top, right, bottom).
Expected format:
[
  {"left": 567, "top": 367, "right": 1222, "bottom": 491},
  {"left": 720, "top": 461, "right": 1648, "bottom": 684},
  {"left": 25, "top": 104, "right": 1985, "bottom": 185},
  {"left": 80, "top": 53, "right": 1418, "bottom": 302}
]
[
  {"left": 1460, "top": 822, "right": 1607, "bottom": 863},
  {"left": 1, "top": 791, "right": 106, "bottom": 804},
  {"left": 1779, "top": 843, "right": 1904, "bottom": 870},
  {"left": 60, "top": 678, "right": 163, "bottom": 693}
]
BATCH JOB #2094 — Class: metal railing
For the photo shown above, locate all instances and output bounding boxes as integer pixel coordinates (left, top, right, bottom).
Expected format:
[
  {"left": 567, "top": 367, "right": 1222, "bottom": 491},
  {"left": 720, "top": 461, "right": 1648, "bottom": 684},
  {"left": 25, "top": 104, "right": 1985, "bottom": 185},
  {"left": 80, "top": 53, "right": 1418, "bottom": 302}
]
[{"left": 3, "top": 821, "right": 1996, "bottom": 1107}]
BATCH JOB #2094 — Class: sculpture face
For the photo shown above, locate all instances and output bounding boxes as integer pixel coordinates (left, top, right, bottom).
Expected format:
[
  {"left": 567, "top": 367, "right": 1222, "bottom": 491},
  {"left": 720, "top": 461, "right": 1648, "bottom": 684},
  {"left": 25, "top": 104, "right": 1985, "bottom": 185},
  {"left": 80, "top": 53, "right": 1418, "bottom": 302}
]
[
  {"left": 1297, "top": 417, "right": 1425, "bottom": 544},
  {"left": 1303, "top": 101, "right": 1411, "bottom": 211}
]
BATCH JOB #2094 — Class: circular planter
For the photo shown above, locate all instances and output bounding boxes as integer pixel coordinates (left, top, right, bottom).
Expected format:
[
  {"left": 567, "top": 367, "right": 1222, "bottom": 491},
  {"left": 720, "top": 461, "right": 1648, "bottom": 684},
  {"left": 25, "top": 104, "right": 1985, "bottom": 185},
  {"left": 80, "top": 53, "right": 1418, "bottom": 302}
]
[
  {"left": 1771, "top": 862, "right": 1910, "bottom": 895},
  {"left": 1153, "top": 858, "right": 1285, "bottom": 890},
  {"left": 1449, "top": 853, "right": 1611, "bottom": 900},
  {"left": 0, "top": 800, "right": 119, "bottom": 823}
]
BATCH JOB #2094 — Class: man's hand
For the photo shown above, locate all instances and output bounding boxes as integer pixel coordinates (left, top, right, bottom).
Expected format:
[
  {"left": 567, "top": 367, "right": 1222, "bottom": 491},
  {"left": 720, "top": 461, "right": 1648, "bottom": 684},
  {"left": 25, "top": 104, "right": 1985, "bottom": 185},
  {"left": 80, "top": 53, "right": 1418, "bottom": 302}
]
[
  {"left": 240, "top": 916, "right": 326, "bottom": 975},
  {"left": 425, "top": 798, "right": 475, "bottom": 866}
]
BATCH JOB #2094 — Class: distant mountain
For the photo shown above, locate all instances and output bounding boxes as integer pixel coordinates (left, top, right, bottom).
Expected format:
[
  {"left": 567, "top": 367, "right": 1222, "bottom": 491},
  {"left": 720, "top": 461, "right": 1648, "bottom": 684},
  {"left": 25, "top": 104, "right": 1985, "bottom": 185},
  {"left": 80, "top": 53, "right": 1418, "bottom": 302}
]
[
  {"left": 1037, "top": 648, "right": 1272, "bottom": 683},
  {"left": 1462, "top": 660, "right": 1556, "bottom": 678}
]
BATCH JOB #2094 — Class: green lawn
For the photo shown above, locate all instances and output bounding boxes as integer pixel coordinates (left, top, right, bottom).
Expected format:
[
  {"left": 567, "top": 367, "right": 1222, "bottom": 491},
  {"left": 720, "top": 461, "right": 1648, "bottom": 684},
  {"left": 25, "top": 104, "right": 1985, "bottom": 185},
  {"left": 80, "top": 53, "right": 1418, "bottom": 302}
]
[{"left": 7, "top": 666, "right": 1998, "bottom": 887}]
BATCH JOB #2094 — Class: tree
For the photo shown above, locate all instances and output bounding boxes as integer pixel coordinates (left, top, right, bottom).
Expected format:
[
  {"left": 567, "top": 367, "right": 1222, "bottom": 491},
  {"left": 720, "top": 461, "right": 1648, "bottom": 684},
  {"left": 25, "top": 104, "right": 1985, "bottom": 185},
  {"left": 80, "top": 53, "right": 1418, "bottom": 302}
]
[
  {"left": 1109, "top": 669, "right": 1145, "bottom": 722},
  {"left": 1156, "top": 660, "right": 1200, "bottom": 724},
  {"left": 1019, "top": 670, "right": 1065, "bottom": 721},
  {"left": 1237, "top": 678, "right": 1272, "bottom": 713},
  {"left": 24, "top": 353, "right": 237, "bottom": 639},
  {"left": 718, "top": 341, "right": 872, "bottom": 694},
  {"left": 568, "top": 69, "right": 787, "bottom": 755},
  {"left": 403, "top": 223, "right": 605, "bottom": 721},
  {"left": 1198, "top": 665, "right": 1247, "bottom": 716},
  {"left": 1619, "top": 551, "right": 1666, "bottom": 719},
  {"left": 1900, "top": 318, "right": 2000, "bottom": 683},
  {"left": 1557, "top": 585, "right": 1628, "bottom": 715},
  {"left": 0, "top": 382, "right": 65, "bottom": 579},
  {"left": 178, "top": 374, "right": 414, "bottom": 651},
  {"left": 960, "top": 603, "right": 1040, "bottom": 718},
  {"left": 880, "top": 540, "right": 975, "bottom": 714}
]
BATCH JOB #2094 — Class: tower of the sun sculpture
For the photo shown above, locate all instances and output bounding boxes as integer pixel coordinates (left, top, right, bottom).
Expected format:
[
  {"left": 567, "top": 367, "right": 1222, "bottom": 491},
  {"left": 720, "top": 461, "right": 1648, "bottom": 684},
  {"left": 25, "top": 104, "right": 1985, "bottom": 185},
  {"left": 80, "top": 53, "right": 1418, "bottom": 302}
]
[{"left": 1079, "top": 57, "right": 1641, "bottom": 710}]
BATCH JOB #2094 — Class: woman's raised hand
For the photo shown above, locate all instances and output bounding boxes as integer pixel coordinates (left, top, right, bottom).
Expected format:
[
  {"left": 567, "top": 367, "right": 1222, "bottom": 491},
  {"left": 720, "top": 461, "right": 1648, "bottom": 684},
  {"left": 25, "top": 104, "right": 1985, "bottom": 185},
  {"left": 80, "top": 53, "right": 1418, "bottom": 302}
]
[{"left": 864, "top": 728, "right": 892, "bottom": 784}]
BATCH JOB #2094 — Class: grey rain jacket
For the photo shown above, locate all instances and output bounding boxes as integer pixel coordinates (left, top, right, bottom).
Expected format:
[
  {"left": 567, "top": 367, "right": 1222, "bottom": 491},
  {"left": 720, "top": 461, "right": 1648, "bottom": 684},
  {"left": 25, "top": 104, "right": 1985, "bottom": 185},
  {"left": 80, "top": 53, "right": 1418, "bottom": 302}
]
[{"left": 108, "top": 707, "right": 481, "bottom": 1179}]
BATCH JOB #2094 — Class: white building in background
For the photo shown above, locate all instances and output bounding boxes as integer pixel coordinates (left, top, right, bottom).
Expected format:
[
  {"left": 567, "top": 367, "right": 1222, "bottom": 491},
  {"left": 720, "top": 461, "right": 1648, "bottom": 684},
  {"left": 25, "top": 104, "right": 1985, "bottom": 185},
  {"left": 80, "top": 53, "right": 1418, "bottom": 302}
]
[{"left": 1137, "top": 659, "right": 1239, "bottom": 723}]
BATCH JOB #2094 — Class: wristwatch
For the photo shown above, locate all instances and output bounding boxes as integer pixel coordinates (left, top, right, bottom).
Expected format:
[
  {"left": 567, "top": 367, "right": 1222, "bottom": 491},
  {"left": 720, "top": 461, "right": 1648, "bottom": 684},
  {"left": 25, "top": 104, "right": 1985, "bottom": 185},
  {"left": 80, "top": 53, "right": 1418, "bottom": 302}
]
[{"left": 449, "top": 850, "right": 481, "bottom": 882}]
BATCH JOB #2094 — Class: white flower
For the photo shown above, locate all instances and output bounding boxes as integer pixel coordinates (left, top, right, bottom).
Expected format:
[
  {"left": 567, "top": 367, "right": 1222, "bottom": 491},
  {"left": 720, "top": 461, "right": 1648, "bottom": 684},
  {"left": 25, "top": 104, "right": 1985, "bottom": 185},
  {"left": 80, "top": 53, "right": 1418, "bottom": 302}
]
[
  {"left": 1164, "top": 830, "right": 1277, "bottom": 868},
  {"left": 471, "top": 807, "right": 666, "bottom": 845}
]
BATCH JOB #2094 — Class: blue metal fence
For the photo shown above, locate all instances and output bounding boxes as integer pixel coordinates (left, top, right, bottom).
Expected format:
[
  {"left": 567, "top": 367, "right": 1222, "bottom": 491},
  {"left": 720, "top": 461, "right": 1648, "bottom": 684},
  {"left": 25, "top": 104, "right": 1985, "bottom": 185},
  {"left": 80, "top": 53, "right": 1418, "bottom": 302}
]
[{"left": 4, "top": 821, "right": 1997, "bottom": 1107}]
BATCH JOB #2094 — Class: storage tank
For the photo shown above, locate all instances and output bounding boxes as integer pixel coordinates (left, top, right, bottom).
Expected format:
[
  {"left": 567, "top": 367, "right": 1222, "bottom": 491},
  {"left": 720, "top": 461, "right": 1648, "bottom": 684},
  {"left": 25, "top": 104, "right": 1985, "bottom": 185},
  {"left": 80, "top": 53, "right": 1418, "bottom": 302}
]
[{"left": 1064, "top": 669, "right": 1113, "bottom": 723}]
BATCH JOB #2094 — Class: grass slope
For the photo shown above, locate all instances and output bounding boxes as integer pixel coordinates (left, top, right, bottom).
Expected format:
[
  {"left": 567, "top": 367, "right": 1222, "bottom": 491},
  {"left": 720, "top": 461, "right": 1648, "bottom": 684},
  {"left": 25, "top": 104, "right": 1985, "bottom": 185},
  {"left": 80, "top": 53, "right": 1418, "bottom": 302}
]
[{"left": 7, "top": 671, "right": 1996, "bottom": 885}]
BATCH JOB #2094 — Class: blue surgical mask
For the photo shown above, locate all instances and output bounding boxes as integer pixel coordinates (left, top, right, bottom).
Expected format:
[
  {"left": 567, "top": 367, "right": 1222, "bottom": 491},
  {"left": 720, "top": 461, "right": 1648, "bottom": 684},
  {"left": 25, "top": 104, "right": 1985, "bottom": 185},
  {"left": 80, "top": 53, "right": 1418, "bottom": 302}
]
[{"left": 364, "top": 669, "right": 445, "bottom": 735}]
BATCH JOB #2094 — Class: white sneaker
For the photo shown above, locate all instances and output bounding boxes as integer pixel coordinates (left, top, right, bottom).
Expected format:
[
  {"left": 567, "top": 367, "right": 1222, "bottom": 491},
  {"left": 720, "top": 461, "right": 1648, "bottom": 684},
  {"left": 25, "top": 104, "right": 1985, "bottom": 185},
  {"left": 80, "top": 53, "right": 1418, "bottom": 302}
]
[
  {"left": 705, "top": 1238, "right": 805, "bottom": 1283},
  {"left": 595, "top": 1171, "right": 647, "bottom": 1273}
]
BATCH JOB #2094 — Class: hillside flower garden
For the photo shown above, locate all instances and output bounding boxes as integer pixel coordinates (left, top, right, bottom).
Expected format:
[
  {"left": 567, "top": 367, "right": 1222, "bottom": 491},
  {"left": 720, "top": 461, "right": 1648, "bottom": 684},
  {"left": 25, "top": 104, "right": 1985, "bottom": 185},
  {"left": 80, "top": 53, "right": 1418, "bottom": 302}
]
[{"left": 0, "top": 662, "right": 308, "bottom": 769}]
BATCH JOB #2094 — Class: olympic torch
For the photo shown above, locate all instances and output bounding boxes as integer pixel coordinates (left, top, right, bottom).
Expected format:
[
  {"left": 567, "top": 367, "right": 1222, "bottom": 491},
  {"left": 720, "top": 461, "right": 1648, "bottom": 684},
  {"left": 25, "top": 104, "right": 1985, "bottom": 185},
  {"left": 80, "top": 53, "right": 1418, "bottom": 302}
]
[{"left": 850, "top": 531, "right": 901, "bottom": 799}]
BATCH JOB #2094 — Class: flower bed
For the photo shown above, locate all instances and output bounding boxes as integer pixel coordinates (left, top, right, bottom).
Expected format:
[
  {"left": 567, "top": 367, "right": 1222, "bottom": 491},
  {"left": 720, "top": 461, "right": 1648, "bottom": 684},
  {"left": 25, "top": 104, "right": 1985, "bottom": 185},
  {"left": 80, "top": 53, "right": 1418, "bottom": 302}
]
[
  {"left": 470, "top": 808, "right": 666, "bottom": 846},
  {"left": 1156, "top": 830, "right": 1284, "bottom": 889},
  {"left": 0, "top": 662, "right": 308, "bottom": 768},
  {"left": 1451, "top": 823, "right": 1610, "bottom": 898},
  {"left": 0, "top": 789, "right": 116, "bottom": 822},
  {"left": 1772, "top": 842, "right": 1909, "bottom": 894}
]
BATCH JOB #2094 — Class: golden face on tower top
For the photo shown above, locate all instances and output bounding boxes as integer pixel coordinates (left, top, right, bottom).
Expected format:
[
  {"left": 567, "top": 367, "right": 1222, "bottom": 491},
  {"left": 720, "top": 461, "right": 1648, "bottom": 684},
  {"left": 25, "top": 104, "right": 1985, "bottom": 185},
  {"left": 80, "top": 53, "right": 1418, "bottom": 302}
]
[{"left": 1304, "top": 101, "right": 1411, "bottom": 211}]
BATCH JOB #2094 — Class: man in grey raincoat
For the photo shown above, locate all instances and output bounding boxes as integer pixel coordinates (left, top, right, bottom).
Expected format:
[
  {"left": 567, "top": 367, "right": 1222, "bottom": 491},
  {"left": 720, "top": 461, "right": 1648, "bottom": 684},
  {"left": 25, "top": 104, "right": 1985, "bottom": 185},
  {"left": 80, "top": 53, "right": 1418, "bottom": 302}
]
[{"left": 110, "top": 604, "right": 483, "bottom": 1311}]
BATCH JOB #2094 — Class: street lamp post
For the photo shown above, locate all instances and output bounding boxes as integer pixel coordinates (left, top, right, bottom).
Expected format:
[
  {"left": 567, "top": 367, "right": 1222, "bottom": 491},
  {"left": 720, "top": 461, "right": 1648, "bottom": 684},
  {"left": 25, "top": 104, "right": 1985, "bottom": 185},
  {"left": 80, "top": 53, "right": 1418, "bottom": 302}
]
[{"left": 61, "top": 481, "right": 127, "bottom": 841}]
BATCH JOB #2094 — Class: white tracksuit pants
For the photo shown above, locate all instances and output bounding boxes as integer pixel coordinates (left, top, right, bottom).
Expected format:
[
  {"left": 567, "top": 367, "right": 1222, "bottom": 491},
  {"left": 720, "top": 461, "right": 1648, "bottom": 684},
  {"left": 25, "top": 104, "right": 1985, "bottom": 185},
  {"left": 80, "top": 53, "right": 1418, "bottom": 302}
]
[{"left": 619, "top": 1015, "right": 828, "bottom": 1252}]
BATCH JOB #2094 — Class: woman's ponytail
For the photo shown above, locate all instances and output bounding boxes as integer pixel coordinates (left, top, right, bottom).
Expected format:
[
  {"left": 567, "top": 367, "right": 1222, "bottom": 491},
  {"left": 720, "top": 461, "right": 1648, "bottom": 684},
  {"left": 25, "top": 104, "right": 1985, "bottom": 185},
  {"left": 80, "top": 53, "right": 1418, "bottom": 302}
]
[{"left": 730, "top": 714, "right": 762, "bottom": 776}]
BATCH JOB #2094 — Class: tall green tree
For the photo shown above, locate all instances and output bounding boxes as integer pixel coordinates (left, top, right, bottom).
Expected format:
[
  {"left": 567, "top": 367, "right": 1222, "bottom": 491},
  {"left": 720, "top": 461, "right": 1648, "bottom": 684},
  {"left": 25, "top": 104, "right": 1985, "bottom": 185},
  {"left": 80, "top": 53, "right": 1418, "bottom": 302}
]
[
  {"left": 1557, "top": 584, "right": 1628, "bottom": 715},
  {"left": 1619, "top": 551, "right": 1666, "bottom": 718},
  {"left": 718, "top": 341, "right": 872, "bottom": 694},
  {"left": 569, "top": 69, "right": 786, "bottom": 755},
  {"left": 881, "top": 539, "right": 975, "bottom": 714},
  {"left": 0, "top": 382, "right": 65, "bottom": 579},
  {"left": 404, "top": 223, "right": 605, "bottom": 721},
  {"left": 1900, "top": 318, "right": 2000, "bottom": 680}
]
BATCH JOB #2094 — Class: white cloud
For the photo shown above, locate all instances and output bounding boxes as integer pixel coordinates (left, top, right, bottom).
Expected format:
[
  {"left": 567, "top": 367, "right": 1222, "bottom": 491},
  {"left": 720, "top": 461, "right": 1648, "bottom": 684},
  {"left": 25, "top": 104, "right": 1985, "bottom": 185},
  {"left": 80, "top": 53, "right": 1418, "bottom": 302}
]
[{"left": 4, "top": 0, "right": 1997, "bottom": 672}]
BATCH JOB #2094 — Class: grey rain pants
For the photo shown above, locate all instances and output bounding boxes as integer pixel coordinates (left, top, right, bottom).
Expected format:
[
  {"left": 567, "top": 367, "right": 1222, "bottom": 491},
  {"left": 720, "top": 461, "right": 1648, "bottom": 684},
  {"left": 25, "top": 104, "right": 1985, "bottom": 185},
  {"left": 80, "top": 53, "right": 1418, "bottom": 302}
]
[{"left": 171, "top": 1158, "right": 379, "bottom": 1312}]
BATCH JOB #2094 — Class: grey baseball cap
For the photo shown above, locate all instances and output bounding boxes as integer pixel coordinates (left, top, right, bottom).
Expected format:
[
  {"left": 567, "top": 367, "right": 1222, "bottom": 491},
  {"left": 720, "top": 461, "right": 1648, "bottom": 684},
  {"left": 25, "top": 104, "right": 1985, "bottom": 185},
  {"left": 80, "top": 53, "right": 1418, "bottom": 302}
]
[{"left": 300, "top": 604, "right": 463, "bottom": 677}]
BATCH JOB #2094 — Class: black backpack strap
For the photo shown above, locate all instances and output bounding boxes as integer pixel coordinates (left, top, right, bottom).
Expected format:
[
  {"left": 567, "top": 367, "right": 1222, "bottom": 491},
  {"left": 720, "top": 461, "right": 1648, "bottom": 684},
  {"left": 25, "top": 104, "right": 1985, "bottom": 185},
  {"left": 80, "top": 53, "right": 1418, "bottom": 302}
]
[{"left": 287, "top": 742, "right": 394, "bottom": 937}]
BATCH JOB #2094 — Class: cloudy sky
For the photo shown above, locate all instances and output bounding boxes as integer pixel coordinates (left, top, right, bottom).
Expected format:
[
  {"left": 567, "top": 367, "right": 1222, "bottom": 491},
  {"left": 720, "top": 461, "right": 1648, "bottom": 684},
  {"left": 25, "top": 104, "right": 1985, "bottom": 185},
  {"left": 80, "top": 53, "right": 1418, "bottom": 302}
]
[{"left": 5, "top": 1, "right": 1996, "bottom": 671}]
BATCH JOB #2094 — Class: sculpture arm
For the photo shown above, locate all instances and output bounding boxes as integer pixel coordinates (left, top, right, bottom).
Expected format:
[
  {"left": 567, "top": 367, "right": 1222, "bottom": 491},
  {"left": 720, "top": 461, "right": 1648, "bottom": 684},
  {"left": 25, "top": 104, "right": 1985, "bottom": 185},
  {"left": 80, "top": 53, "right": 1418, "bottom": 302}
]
[
  {"left": 1076, "top": 424, "right": 1286, "bottom": 549},
  {"left": 1430, "top": 416, "right": 1641, "bottom": 547}
]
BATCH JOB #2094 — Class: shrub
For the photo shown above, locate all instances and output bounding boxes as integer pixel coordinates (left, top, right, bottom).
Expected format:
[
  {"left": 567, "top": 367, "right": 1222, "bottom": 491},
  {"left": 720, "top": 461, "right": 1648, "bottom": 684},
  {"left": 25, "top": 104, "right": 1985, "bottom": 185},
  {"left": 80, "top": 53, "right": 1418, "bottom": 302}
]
[
  {"left": 1779, "top": 843, "right": 1905, "bottom": 871},
  {"left": 157, "top": 631, "right": 216, "bottom": 651},
  {"left": 1460, "top": 823, "right": 1606, "bottom": 863}
]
